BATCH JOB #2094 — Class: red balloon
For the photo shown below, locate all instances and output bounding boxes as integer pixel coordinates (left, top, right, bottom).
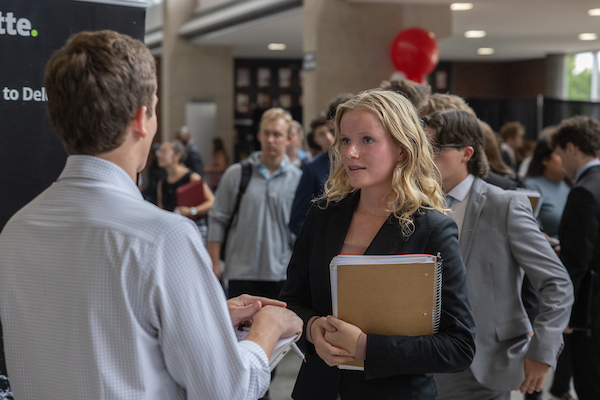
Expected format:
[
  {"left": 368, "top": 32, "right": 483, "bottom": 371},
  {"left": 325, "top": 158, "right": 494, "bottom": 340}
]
[{"left": 390, "top": 27, "right": 439, "bottom": 83}]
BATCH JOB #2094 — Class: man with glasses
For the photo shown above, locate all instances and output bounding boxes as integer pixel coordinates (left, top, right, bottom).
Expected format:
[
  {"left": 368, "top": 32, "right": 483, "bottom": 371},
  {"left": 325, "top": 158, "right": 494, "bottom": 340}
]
[{"left": 425, "top": 109, "right": 573, "bottom": 400}]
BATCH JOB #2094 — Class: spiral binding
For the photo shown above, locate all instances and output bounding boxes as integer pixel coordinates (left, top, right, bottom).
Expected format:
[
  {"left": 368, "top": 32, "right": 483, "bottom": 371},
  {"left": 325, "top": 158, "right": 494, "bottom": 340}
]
[{"left": 432, "top": 252, "right": 443, "bottom": 334}]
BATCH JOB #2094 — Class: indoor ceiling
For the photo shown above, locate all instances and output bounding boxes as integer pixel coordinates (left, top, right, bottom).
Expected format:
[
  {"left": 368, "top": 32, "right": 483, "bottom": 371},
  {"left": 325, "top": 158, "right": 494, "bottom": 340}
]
[{"left": 192, "top": 0, "right": 600, "bottom": 61}]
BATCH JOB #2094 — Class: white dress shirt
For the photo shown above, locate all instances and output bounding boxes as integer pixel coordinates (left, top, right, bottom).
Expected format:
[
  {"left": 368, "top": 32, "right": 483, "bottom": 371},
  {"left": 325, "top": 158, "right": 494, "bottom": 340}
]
[
  {"left": 0, "top": 155, "right": 270, "bottom": 399},
  {"left": 446, "top": 174, "right": 475, "bottom": 236}
]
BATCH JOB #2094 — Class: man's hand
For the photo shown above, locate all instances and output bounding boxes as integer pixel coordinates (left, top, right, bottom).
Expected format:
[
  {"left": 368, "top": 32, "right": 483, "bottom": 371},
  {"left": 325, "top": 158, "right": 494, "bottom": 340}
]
[
  {"left": 311, "top": 316, "right": 355, "bottom": 367},
  {"left": 519, "top": 358, "right": 549, "bottom": 394},
  {"left": 564, "top": 326, "right": 574, "bottom": 334},
  {"left": 245, "top": 306, "right": 303, "bottom": 358},
  {"left": 323, "top": 316, "right": 363, "bottom": 357},
  {"left": 227, "top": 294, "right": 287, "bottom": 327}
]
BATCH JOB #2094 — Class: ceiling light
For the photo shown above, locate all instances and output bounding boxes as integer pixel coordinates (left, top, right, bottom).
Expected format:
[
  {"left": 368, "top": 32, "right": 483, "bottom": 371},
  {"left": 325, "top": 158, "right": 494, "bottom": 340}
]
[
  {"left": 588, "top": 8, "right": 600, "bottom": 16},
  {"left": 268, "top": 43, "right": 286, "bottom": 51},
  {"left": 464, "top": 30, "right": 486, "bottom": 38},
  {"left": 579, "top": 33, "right": 598, "bottom": 41},
  {"left": 450, "top": 3, "right": 473, "bottom": 11},
  {"left": 477, "top": 48, "right": 495, "bottom": 55}
]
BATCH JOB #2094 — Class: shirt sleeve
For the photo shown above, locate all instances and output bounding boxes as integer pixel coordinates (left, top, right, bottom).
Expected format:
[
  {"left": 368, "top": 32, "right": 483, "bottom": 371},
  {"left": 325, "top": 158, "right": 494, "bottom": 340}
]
[
  {"left": 207, "top": 164, "right": 242, "bottom": 243},
  {"left": 505, "top": 192, "right": 574, "bottom": 367},
  {"left": 147, "top": 219, "right": 270, "bottom": 399}
]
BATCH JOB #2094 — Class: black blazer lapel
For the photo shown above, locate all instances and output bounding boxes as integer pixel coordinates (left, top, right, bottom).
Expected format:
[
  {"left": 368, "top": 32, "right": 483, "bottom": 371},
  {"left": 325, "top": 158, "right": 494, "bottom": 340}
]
[
  {"left": 324, "top": 191, "right": 358, "bottom": 262},
  {"left": 365, "top": 215, "right": 406, "bottom": 255},
  {"left": 460, "top": 177, "right": 487, "bottom": 264}
]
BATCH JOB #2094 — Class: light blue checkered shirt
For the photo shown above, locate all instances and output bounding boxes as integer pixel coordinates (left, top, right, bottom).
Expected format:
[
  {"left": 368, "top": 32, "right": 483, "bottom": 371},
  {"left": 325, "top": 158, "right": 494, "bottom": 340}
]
[{"left": 0, "top": 155, "right": 269, "bottom": 399}]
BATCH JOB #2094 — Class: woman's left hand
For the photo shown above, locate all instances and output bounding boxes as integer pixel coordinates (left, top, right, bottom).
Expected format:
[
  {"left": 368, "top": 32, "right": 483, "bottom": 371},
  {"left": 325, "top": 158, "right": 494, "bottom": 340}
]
[{"left": 323, "top": 316, "right": 363, "bottom": 357}]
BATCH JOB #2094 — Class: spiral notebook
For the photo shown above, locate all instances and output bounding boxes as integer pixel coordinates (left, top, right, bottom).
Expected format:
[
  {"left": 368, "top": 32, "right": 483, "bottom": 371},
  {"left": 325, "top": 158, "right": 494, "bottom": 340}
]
[{"left": 330, "top": 253, "right": 442, "bottom": 370}]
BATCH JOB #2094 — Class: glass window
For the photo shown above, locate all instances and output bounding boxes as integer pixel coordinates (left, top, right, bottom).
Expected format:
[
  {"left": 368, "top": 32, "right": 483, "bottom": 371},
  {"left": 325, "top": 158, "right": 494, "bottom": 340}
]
[{"left": 566, "top": 52, "right": 593, "bottom": 101}]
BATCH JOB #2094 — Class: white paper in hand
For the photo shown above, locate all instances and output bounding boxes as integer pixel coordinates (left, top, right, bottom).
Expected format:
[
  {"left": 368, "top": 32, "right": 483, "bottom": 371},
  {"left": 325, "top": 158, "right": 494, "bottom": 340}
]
[{"left": 236, "top": 326, "right": 299, "bottom": 371}]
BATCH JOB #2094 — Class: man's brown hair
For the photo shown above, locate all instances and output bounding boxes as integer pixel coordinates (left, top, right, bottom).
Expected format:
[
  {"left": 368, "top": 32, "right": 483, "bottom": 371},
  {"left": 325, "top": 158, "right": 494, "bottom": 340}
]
[
  {"left": 418, "top": 93, "right": 476, "bottom": 118},
  {"left": 480, "top": 120, "right": 513, "bottom": 175},
  {"left": 380, "top": 78, "right": 431, "bottom": 108},
  {"left": 499, "top": 121, "right": 525, "bottom": 141},
  {"left": 550, "top": 115, "right": 600, "bottom": 157},
  {"left": 425, "top": 109, "right": 489, "bottom": 179},
  {"left": 310, "top": 112, "right": 330, "bottom": 131},
  {"left": 45, "top": 30, "right": 157, "bottom": 155}
]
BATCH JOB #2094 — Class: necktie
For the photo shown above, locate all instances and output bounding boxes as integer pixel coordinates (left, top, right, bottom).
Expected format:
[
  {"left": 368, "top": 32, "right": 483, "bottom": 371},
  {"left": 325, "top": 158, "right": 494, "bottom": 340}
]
[{"left": 445, "top": 195, "right": 454, "bottom": 208}]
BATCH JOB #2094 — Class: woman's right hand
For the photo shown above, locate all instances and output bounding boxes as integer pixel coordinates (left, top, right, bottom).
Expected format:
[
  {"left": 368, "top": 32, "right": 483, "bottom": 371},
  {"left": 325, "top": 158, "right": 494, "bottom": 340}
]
[{"left": 311, "top": 316, "right": 355, "bottom": 367}]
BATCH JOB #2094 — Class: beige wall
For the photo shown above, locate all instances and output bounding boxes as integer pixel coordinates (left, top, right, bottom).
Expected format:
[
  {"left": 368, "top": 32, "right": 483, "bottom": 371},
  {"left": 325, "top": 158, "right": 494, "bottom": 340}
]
[
  {"left": 302, "top": 0, "right": 452, "bottom": 125},
  {"left": 161, "top": 0, "right": 235, "bottom": 158}
]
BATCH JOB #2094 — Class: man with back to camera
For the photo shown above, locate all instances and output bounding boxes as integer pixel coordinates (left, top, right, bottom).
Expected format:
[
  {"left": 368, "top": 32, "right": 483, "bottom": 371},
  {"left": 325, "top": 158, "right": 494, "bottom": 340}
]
[
  {"left": 551, "top": 116, "right": 600, "bottom": 399},
  {"left": 0, "top": 30, "right": 302, "bottom": 400},
  {"left": 424, "top": 109, "right": 573, "bottom": 400}
]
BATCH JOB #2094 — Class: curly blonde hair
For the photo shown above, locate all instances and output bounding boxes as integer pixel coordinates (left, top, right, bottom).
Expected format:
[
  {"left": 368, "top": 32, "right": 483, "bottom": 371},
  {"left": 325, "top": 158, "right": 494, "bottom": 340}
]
[{"left": 323, "top": 89, "right": 447, "bottom": 238}]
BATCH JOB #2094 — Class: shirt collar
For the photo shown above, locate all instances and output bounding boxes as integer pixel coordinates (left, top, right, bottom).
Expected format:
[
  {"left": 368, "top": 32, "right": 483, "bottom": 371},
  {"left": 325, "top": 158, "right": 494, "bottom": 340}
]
[
  {"left": 575, "top": 160, "right": 600, "bottom": 183},
  {"left": 447, "top": 174, "right": 475, "bottom": 202},
  {"left": 57, "top": 155, "right": 143, "bottom": 199},
  {"left": 251, "top": 151, "right": 289, "bottom": 180}
]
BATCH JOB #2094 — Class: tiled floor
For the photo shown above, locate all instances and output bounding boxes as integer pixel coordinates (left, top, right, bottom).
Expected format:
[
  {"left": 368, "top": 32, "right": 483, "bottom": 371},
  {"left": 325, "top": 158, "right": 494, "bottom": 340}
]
[{"left": 269, "top": 352, "right": 576, "bottom": 400}]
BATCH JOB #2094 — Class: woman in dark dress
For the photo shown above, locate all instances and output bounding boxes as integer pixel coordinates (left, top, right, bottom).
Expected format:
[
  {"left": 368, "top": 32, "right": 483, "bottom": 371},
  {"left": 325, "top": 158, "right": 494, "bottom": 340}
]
[
  {"left": 156, "top": 140, "right": 214, "bottom": 241},
  {"left": 279, "top": 89, "right": 475, "bottom": 400}
]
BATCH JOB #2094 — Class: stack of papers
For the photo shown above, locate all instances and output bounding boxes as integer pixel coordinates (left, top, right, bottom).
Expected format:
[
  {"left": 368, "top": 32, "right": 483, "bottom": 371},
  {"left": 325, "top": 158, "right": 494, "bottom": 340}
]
[{"left": 236, "top": 326, "right": 299, "bottom": 371}]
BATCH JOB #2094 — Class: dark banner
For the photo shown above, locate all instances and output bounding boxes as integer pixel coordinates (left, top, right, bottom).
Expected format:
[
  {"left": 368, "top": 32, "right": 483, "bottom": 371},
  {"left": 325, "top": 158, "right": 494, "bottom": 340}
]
[{"left": 0, "top": 0, "right": 147, "bottom": 395}]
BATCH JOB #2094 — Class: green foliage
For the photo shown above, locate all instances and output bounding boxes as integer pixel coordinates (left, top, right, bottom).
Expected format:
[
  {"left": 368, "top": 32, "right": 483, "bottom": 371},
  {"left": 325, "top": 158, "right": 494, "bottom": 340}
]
[{"left": 566, "top": 54, "right": 592, "bottom": 101}]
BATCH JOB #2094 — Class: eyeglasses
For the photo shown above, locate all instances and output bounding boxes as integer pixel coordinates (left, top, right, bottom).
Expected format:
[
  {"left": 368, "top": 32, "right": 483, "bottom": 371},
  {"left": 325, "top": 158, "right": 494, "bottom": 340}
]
[{"left": 432, "top": 144, "right": 465, "bottom": 156}]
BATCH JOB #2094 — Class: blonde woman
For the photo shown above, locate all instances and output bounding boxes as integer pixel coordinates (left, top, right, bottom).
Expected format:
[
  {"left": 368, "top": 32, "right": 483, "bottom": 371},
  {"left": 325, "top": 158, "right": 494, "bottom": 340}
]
[{"left": 280, "top": 89, "right": 475, "bottom": 400}]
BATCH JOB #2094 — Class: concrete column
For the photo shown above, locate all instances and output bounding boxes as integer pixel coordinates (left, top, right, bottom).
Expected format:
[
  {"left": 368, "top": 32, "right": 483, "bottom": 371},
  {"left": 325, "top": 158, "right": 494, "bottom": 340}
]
[
  {"left": 302, "top": 0, "right": 452, "bottom": 125},
  {"left": 545, "top": 54, "right": 566, "bottom": 100},
  {"left": 161, "top": 0, "right": 235, "bottom": 157}
]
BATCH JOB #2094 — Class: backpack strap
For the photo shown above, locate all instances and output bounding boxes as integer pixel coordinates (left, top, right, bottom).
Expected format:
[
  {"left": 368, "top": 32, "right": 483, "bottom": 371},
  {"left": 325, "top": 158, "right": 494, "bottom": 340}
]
[
  {"left": 231, "top": 160, "right": 252, "bottom": 220},
  {"left": 220, "top": 160, "right": 252, "bottom": 261}
]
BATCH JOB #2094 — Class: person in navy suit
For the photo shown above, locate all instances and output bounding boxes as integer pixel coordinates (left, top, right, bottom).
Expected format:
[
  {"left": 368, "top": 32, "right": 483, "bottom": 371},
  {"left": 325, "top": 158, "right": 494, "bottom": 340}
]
[
  {"left": 280, "top": 89, "right": 475, "bottom": 400},
  {"left": 289, "top": 113, "right": 335, "bottom": 236},
  {"left": 552, "top": 116, "right": 600, "bottom": 400}
]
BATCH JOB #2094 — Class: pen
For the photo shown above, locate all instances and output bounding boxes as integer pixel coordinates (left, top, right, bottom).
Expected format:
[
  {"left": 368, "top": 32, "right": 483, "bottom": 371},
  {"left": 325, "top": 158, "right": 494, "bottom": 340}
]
[
  {"left": 238, "top": 322, "right": 252, "bottom": 332},
  {"left": 291, "top": 342, "right": 306, "bottom": 363}
]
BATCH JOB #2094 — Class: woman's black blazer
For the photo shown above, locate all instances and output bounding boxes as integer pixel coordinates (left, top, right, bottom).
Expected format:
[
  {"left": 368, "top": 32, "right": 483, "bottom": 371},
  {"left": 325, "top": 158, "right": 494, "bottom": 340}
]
[{"left": 280, "top": 191, "right": 476, "bottom": 400}]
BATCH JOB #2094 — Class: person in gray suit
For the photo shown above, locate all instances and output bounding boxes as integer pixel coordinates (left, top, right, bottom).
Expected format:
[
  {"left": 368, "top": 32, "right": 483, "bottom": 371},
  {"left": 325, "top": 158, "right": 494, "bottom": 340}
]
[{"left": 425, "top": 110, "right": 573, "bottom": 400}]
